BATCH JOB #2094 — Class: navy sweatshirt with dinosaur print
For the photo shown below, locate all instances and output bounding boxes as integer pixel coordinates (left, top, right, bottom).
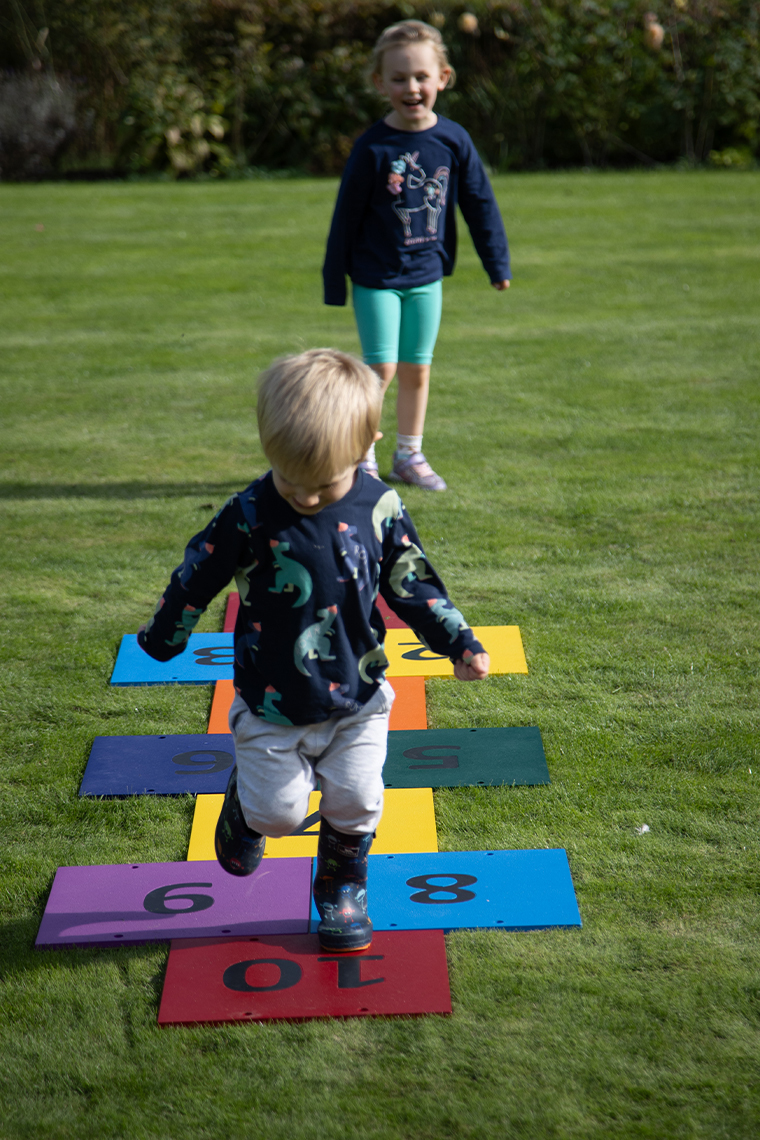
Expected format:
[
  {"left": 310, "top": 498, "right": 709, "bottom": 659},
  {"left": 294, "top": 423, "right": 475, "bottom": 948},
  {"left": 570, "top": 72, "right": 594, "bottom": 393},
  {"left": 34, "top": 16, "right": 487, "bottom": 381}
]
[{"left": 138, "top": 469, "right": 485, "bottom": 726}]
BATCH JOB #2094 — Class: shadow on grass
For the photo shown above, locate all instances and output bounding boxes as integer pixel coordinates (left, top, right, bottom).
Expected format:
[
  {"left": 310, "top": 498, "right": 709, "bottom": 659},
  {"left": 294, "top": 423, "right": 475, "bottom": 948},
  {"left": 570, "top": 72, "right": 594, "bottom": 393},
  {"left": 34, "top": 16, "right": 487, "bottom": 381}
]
[
  {"left": 0, "top": 482, "right": 249, "bottom": 501},
  {"left": 0, "top": 915, "right": 166, "bottom": 976}
]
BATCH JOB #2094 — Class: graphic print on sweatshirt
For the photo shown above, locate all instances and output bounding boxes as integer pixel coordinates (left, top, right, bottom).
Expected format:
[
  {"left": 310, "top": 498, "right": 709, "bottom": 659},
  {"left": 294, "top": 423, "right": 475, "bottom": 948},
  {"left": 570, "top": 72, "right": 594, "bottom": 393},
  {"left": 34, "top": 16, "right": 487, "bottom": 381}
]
[{"left": 387, "top": 152, "right": 450, "bottom": 245}]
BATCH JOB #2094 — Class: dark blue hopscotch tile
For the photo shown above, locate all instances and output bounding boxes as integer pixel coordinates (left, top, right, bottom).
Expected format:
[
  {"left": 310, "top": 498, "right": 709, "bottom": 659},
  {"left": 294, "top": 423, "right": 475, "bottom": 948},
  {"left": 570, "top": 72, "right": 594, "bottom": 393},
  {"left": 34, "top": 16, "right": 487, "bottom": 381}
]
[
  {"left": 311, "top": 849, "right": 581, "bottom": 934},
  {"left": 80, "top": 727, "right": 549, "bottom": 797},
  {"left": 384, "top": 727, "right": 549, "bottom": 788},
  {"left": 79, "top": 735, "right": 235, "bottom": 797},
  {"left": 110, "top": 634, "right": 234, "bottom": 685}
]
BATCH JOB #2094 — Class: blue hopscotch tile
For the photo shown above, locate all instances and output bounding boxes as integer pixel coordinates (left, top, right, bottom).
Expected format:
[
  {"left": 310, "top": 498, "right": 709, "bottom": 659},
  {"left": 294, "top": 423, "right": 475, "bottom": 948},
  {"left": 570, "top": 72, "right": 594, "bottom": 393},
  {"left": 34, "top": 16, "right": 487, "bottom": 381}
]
[
  {"left": 110, "top": 634, "right": 234, "bottom": 685},
  {"left": 310, "top": 849, "right": 582, "bottom": 933}
]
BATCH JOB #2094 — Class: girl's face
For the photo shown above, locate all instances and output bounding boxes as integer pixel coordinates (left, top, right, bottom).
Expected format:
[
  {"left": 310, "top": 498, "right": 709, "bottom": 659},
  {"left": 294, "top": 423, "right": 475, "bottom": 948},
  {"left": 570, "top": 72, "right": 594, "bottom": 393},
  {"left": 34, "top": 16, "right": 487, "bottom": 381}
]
[{"left": 374, "top": 42, "right": 451, "bottom": 132}]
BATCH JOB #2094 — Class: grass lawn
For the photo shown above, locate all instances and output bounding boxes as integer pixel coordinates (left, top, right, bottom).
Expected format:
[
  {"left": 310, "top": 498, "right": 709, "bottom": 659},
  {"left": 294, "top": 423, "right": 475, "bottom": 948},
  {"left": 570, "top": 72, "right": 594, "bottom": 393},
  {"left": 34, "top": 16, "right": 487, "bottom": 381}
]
[{"left": 1, "top": 168, "right": 759, "bottom": 1139}]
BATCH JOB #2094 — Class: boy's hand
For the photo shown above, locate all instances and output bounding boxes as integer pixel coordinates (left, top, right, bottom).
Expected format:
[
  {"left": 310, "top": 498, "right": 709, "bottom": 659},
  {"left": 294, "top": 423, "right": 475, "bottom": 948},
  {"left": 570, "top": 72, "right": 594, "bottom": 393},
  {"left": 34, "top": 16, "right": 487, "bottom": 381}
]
[
  {"left": 454, "top": 651, "right": 490, "bottom": 681},
  {"left": 492, "top": 280, "right": 510, "bottom": 291}
]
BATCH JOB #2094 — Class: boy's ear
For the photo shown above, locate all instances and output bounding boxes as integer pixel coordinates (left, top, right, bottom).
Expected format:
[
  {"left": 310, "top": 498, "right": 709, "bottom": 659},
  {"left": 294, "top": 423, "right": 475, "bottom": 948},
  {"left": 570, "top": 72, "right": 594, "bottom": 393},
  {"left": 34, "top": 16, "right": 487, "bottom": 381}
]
[{"left": 372, "top": 72, "right": 387, "bottom": 95}]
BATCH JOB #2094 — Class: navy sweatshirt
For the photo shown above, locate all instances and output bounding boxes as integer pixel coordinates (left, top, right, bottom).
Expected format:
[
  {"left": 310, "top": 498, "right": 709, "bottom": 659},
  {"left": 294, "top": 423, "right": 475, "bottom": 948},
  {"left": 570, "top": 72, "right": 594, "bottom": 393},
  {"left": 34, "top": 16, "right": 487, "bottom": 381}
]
[
  {"left": 323, "top": 116, "right": 510, "bottom": 306},
  {"left": 138, "top": 471, "right": 485, "bottom": 726}
]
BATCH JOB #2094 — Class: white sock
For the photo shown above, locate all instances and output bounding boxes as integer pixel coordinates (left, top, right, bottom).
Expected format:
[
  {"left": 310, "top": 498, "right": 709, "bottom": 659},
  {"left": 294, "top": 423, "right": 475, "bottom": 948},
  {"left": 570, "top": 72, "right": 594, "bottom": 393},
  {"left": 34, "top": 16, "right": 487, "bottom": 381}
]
[
  {"left": 363, "top": 441, "right": 377, "bottom": 464},
  {"left": 396, "top": 433, "right": 422, "bottom": 459}
]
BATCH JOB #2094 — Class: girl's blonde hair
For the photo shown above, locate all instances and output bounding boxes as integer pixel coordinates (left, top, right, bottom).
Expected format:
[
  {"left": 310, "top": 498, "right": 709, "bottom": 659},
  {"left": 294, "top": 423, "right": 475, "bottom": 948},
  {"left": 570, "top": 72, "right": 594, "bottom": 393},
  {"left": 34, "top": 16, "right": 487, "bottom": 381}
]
[
  {"left": 371, "top": 19, "right": 456, "bottom": 88},
  {"left": 257, "top": 349, "right": 381, "bottom": 483}
]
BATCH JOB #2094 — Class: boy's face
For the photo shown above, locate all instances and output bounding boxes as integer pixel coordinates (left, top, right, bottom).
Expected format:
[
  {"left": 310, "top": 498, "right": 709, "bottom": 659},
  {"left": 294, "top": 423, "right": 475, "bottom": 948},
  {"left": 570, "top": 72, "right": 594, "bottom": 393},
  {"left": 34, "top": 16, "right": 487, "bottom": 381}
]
[
  {"left": 271, "top": 464, "right": 358, "bottom": 515},
  {"left": 374, "top": 42, "right": 450, "bottom": 132}
]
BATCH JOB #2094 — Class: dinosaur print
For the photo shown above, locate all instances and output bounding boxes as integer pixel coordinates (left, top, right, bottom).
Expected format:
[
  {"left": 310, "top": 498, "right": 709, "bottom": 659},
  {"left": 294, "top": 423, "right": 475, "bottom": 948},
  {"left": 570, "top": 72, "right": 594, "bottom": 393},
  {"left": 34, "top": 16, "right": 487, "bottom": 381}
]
[
  {"left": 294, "top": 606, "right": 338, "bottom": 677},
  {"left": 426, "top": 597, "right": 468, "bottom": 643},
  {"left": 336, "top": 522, "right": 371, "bottom": 593},
  {"left": 167, "top": 604, "right": 204, "bottom": 646},
  {"left": 179, "top": 539, "right": 216, "bottom": 587},
  {"left": 328, "top": 681, "right": 363, "bottom": 715},
  {"left": 235, "top": 621, "right": 261, "bottom": 668},
  {"left": 239, "top": 488, "right": 261, "bottom": 532},
  {"left": 257, "top": 685, "right": 293, "bottom": 726},
  {"left": 358, "top": 643, "right": 389, "bottom": 684},
  {"left": 178, "top": 495, "right": 238, "bottom": 587},
  {"left": 372, "top": 489, "right": 404, "bottom": 543},
  {"left": 235, "top": 560, "right": 259, "bottom": 606},
  {"left": 389, "top": 535, "right": 431, "bottom": 598},
  {"left": 269, "top": 540, "right": 313, "bottom": 608}
]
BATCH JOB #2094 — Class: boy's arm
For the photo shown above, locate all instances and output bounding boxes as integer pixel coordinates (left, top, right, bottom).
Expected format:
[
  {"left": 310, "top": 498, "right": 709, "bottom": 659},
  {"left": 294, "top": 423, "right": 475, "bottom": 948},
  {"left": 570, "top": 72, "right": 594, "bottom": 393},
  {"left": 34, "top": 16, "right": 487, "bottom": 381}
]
[
  {"left": 323, "top": 144, "right": 374, "bottom": 306},
  {"left": 456, "top": 135, "right": 511, "bottom": 288},
  {"left": 137, "top": 497, "right": 246, "bottom": 662},
  {"left": 378, "top": 505, "right": 488, "bottom": 679}
]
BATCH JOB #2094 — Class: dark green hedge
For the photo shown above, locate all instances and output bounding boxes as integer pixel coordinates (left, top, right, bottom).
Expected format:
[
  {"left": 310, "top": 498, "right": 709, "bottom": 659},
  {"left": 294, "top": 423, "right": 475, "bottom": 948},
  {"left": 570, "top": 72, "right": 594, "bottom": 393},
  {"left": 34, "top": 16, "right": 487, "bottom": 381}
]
[{"left": 1, "top": 0, "right": 758, "bottom": 177}]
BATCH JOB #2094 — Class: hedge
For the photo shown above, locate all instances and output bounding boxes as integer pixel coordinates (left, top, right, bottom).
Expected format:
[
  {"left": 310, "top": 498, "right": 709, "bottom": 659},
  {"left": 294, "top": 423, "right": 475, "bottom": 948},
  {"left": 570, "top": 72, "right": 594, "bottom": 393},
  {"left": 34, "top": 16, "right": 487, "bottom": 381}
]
[{"left": 1, "top": 0, "right": 758, "bottom": 177}]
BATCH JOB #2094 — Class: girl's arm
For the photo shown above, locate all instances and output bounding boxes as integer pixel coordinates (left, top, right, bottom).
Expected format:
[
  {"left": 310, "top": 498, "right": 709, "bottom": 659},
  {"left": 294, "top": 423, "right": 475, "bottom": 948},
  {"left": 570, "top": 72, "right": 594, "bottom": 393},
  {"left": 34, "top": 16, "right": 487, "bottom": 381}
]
[
  {"left": 456, "top": 135, "right": 511, "bottom": 288},
  {"left": 323, "top": 144, "right": 375, "bottom": 306}
]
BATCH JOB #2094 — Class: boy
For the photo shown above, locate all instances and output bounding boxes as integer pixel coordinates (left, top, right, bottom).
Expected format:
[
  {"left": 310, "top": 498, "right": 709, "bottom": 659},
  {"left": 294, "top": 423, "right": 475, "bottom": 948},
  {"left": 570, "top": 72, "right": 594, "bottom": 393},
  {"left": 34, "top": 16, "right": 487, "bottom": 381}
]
[{"left": 138, "top": 349, "right": 489, "bottom": 952}]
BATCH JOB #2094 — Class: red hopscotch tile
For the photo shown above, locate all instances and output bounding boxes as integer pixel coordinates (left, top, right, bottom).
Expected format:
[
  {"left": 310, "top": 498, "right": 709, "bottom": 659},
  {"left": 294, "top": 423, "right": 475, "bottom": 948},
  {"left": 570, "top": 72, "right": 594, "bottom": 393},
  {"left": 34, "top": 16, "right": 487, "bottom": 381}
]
[{"left": 158, "top": 929, "right": 451, "bottom": 1024}]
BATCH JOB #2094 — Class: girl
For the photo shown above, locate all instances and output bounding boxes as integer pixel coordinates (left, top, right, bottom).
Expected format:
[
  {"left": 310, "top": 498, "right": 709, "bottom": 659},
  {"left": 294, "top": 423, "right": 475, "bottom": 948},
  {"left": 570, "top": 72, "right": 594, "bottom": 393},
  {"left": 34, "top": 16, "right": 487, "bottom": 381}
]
[{"left": 323, "top": 19, "right": 510, "bottom": 491}]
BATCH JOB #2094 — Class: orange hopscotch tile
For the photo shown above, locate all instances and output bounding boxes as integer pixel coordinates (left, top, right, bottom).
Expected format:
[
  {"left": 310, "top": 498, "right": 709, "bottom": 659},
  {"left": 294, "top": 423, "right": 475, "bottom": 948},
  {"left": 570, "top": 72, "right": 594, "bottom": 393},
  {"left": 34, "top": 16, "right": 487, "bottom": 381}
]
[
  {"left": 388, "top": 676, "right": 427, "bottom": 730},
  {"left": 208, "top": 675, "right": 426, "bottom": 734},
  {"left": 207, "top": 679, "right": 236, "bottom": 733}
]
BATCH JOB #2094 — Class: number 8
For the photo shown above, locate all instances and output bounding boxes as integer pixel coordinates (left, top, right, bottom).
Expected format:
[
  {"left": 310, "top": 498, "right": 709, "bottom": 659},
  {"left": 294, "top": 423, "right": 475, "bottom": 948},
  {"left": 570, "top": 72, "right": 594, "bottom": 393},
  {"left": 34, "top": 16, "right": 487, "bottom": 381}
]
[{"left": 406, "top": 873, "right": 477, "bottom": 904}]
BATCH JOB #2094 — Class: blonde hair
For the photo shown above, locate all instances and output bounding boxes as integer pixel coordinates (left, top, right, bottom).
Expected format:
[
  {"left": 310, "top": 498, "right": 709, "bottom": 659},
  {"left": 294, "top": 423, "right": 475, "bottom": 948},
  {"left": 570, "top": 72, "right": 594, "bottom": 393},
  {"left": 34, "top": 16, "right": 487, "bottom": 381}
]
[
  {"left": 371, "top": 19, "right": 456, "bottom": 88},
  {"left": 257, "top": 349, "right": 381, "bottom": 482}
]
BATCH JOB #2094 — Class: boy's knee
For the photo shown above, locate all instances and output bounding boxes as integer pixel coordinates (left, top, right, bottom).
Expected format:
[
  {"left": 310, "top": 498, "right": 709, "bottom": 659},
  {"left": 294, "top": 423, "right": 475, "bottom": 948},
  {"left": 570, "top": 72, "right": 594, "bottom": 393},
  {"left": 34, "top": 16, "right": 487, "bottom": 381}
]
[{"left": 244, "top": 802, "right": 309, "bottom": 839}]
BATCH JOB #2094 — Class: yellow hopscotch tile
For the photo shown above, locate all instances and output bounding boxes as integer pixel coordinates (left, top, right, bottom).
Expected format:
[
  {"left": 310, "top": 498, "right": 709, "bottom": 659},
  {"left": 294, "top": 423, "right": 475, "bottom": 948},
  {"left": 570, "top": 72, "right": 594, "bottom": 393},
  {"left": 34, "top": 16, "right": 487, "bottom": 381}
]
[
  {"left": 187, "top": 787, "right": 438, "bottom": 861},
  {"left": 384, "top": 625, "right": 527, "bottom": 677}
]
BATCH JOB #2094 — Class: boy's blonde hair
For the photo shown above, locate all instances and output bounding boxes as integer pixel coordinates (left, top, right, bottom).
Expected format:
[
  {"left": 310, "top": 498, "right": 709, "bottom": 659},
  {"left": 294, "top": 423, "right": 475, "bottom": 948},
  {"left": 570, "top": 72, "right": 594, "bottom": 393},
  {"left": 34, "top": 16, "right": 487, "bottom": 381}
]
[
  {"left": 371, "top": 19, "right": 456, "bottom": 88},
  {"left": 257, "top": 349, "right": 381, "bottom": 483}
]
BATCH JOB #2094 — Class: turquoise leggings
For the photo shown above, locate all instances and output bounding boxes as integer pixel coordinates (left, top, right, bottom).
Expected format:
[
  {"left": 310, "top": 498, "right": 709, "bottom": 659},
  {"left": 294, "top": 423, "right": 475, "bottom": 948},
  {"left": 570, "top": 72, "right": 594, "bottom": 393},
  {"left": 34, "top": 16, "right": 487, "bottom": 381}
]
[{"left": 352, "top": 280, "right": 443, "bottom": 365}]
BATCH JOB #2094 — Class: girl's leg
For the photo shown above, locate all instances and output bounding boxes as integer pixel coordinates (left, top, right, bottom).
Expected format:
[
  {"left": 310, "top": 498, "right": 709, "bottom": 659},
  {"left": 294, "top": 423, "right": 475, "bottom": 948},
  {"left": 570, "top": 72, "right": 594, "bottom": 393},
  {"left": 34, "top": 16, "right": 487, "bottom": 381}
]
[
  {"left": 395, "top": 363, "right": 430, "bottom": 438},
  {"left": 352, "top": 284, "right": 401, "bottom": 472},
  {"left": 388, "top": 280, "right": 445, "bottom": 491}
]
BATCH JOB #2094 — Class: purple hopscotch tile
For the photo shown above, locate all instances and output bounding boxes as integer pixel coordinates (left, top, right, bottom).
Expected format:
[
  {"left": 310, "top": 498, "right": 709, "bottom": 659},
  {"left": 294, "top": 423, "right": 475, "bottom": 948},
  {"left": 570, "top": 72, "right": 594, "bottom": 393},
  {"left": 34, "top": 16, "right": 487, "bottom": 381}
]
[{"left": 36, "top": 859, "right": 313, "bottom": 949}]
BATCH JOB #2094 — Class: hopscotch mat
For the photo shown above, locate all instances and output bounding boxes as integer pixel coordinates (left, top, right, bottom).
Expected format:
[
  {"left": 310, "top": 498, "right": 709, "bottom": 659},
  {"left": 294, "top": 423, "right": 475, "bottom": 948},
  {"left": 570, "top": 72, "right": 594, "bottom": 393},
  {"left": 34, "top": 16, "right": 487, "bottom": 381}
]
[
  {"left": 78, "top": 726, "right": 549, "bottom": 797},
  {"left": 187, "top": 788, "right": 438, "bottom": 861},
  {"left": 207, "top": 674, "right": 427, "bottom": 733},
  {"left": 158, "top": 930, "right": 451, "bottom": 1024},
  {"left": 109, "top": 627, "right": 527, "bottom": 685},
  {"left": 36, "top": 850, "right": 581, "bottom": 949}
]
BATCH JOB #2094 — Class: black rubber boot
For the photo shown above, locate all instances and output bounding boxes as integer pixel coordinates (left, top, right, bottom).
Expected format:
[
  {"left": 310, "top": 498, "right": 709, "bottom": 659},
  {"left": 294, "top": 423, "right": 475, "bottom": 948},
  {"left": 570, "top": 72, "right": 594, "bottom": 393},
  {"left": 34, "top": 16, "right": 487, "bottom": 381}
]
[
  {"left": 312, "top": 817, "right": 374, "bottom": 952},
  {"left": 215, "top": 767, "right": 266, "bottom": 877}
]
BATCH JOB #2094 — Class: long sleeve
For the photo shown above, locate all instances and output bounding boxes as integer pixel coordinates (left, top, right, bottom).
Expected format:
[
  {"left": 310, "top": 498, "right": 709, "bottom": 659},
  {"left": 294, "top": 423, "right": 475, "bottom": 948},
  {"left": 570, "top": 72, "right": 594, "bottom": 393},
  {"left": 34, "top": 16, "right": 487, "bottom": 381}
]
[
  {"left": 322, "top": 143, "right": 375, "bottom": 306},
  {"left": 379, "top": 508, "right": 485, "bottom": 663},
  {"left": 137, "top": 496, "right": 247, "bottom": 662},
  {"left": 456, "top": 135, "right": 511, "bottom": 284}
]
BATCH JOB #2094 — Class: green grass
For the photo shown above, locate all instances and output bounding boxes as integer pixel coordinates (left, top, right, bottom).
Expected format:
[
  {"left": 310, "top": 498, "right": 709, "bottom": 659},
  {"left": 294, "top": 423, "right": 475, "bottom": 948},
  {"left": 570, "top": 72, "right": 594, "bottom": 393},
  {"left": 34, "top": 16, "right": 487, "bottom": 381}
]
[{"left": 1, "top": 169, "right": 759, "bottom": 1139}]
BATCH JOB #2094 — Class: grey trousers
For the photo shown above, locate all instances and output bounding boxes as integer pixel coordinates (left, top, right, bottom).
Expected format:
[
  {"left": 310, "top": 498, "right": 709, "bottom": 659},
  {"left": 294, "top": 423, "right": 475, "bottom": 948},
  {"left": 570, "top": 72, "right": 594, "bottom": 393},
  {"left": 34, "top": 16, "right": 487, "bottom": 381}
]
[{"left": 229, "top": 681, "right": 395, "bottom": 837}]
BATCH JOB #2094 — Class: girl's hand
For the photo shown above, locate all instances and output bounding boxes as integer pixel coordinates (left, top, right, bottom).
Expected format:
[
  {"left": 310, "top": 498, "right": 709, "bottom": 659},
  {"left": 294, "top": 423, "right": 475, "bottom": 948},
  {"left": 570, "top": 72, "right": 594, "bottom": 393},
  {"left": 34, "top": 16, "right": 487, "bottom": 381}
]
[
  {"left": 492, "top": 280, "right": 510, "bottom": 291},
  {"left": 454, "top": 651, "right": 490, "bottom": 681}
]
